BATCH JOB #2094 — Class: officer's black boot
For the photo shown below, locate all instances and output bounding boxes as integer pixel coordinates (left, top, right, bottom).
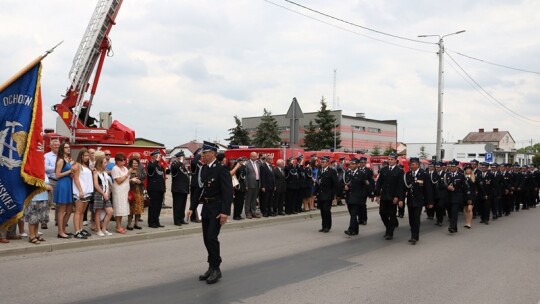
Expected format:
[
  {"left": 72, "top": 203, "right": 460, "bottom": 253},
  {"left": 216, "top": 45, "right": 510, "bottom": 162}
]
[
  {"left": 206, "top": 268, "right": 222, "bottom": 284},
  {"left": 199, "top": 267, "right": 213, "bottom": 281}
]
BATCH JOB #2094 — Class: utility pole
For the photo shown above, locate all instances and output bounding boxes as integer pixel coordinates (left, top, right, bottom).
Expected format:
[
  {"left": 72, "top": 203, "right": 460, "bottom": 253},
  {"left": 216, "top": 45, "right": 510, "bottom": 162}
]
[
  {"left": 418, "top": 30, "right": 465, "bottom": 161},
  {"left": 333, "top": 69, "right": 337, "bottom": 151}
]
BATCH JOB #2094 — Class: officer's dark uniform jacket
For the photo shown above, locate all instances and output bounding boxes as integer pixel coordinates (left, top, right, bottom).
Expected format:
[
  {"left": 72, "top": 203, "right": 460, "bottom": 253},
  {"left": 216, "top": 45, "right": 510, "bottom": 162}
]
[
  {"left": 285, "top": 163, "right": 300, "bottom": 190},
  {"left": 442, "top": 170, "right": 466, "bottom": 204},
  {"left": 402, "top": 168, "right": 432, "bottom": 207},
  {"left": 359, "top": 166, "right": 375, "bottom": 198},
  {"left": 346, "top": 169, "right": 369, "bottom": 205},
  {"left": 478, "top": 171, "right": 495, "bottom": 200},
  {"left": 315, "top": 167, "right": 339, "bottom": 201},
  {"left": 170, "top": 160, "right": 190, "bottom": 194},
  {"left": 147, "top": 160, "right": 165, "bottom": 192},
  {"left": 192, "top": 159, "right": 233, "bottom": 215},
  {"left": 375, "top": 165, "right": 404, "bottom": 201}
]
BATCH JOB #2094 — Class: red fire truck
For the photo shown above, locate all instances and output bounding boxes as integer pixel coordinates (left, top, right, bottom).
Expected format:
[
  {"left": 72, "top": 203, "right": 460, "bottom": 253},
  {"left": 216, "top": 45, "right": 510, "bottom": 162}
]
[
  {"left": 224, "top": 147, "right": 304, "bottom": 167},
  {"left": 43, "top": 0, "right": 166, "bottom": 165}
]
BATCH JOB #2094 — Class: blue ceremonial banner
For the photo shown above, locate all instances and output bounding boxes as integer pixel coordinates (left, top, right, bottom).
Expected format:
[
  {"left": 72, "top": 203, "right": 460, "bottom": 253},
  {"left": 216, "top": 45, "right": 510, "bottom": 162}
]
[{"left": 0, "top": 62, "right": 46, "bottom": 228}]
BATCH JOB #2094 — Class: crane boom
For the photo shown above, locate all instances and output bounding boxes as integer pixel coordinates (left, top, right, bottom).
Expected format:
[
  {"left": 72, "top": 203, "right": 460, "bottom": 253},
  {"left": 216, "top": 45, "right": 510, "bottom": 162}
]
[{"left": 68, "top": 0, "right": 122, "bottom": 131}]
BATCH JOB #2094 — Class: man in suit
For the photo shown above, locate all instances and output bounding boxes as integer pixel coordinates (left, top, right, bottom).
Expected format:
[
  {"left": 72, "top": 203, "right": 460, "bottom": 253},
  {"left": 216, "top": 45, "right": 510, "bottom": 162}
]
[
  {"left": 244, "top": 152, "right": 260, "bottom": 219},
  {"left": 315, "top": 156, "right": 339, "bottom": 233},
  {"left": 434, "top": 162, "right": 448, "bottom": 226},
  {"left": 147, "top": 150, "right": 166, "bottom": 228},
  {"left": 344, "top": 158, "right": 368, "bottom": 235},
  {"left": 375, "top": 152, "right": 404, "bottom": 240},
  {"left": 170, "top": 151, "right": 190, "bottom": 226},
  {"left": 402, "top": 157, "right": 433, "bottom": 244},
  {"left": 187, "top": 141, "right": 233, "bottom": 284},
  {"left": 425, "top": 161, "right": 438, "bottom": 221},
  {"left": 445, "top": 159, "right": 466, "bottom": 233},
  {"left": 272, "top": 159, "right": 287, "bottom": 215},
  {"left": 259, "top": 155, "right": 275, "bottom": 217}
]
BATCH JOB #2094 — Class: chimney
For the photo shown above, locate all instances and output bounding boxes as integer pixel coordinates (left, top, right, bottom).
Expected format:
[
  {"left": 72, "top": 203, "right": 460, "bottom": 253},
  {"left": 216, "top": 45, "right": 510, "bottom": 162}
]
[
  {"left": 479, "top": 128, "right": 484, "bottom": 133},
  {"left": 493, "top": 128, "right": 499, "bottom": 132}
]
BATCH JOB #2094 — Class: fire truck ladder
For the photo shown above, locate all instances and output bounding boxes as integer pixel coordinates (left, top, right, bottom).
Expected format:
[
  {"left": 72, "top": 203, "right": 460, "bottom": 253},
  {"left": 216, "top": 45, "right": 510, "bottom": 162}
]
[{"left": 68, "top": 0, "right": 122, "bottom": 135}]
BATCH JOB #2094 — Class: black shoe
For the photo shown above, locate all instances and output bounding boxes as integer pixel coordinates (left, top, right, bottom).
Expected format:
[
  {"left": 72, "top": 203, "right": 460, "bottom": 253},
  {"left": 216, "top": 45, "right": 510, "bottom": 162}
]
[
  {"left": 149, "top": 225, "right": 159, "bottom": 228},
  {"left": 435, "top": 222, "right": 442, "bottom": 226},
  {"left": 174, "top": 223, "right": 182, "bottom": 226},
  {"left": 479, "top": 220, "right": 486, "bottom": 224},
  {"left": 81, "top": 229, "right": 91, "bottom": 237},
  {"left": 199, "top": 268, "right": 213, "bottom": 281},
  {"left": 41, "top": 224, "right": 48, "bottom": 229},
  {"left": 127, "top": 226, "right": 134, "bottom": 230},
  {"left": 206, "top": 268, "right": 222, "bottom": 284},
  {"left": 318, "top": 228, "right": 325, "bottom": 232},
  {"left": 279, "top": 212, "right": 286, "bottom": 216},
  {"left": 133, "top": 225, "right": 142, "bottom": 230},
  {"left": 74, "top": 232, "right": 87, "bottom": 239},
  {"left": 323, "top": 228, "right": 330, "bottom": 233},
  {"left": 360, "top": 221, "right": 367, "bottom": 225},
  {"left": 344, "top": 230, "right": 354, "bottom": 236},
  {"left": 233, "top": 217, "right": 242, "bottom": 221},
  {"left": 448, "top": 228, "right": 456, "bottom": 233},
  {"left": 158, "top": 224, "right": 165, "bottom": 228},
  {"left": 484, "top": 221, "right": 489, "bottom": 225},
  {"left": 385, "top": 234, "right": 393, "bottom": 240},
  {"left": 408, "top": 238, "right": 417, "bottom": 244},
  {"left": 181, "top": 220, "right": 189, "bottom": 225},
  {"left": 464, "top": 225, "right": 471, "bottom": 229}
]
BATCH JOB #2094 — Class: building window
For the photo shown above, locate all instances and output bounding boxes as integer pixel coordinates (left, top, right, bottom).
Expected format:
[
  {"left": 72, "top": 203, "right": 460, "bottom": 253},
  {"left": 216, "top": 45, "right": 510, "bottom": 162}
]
[
  {"left": 368, "top": 127, "right": 381, "bottom": 133},
  {"left": 278, "top": 126, "right": 290, "bottom": 131},
  {"left": 457, "top": 153, "right": 466, "bottom": 158},
  {"left": 467, "top": 153, "right": 476, "bottom": 158},
  {"left": 478, "top": 153, "right": 485, "bottom": 157}
]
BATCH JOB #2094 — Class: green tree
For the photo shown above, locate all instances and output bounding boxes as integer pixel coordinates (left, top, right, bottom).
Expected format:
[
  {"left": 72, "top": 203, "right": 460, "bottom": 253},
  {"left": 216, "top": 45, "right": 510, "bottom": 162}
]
[
  {"left": 532, "top": 154, "right": 540, "bottom": 167},
  {"left": 226, "top": 115, "right": 251, "bottom": 146},
  {"left": 419, "top": 145, "right": 429, "bottom": 159},
  {"left": 371, "top": 145, "right": 381, "bottom": 156},
  {"left": 303, "top": 97, "right": 341, "bottom": 151},
  {"left": 302, "top": 120, "right": 319, "bottom": 151},
  {"left": 383, "top": 143, "right": 395, "bottom": 156},
  {"left": 517, "top": 143, "right": 540, "bottom": 153},
  {"left": 252, "top": 108, "right": 281, "bottom": 148}
]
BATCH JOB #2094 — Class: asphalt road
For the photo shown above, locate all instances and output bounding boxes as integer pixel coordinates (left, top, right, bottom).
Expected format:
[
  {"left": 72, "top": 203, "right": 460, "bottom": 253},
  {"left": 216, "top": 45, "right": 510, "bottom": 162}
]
[{"left": 2, "top": 207, "right": 540, "bottom": 304}]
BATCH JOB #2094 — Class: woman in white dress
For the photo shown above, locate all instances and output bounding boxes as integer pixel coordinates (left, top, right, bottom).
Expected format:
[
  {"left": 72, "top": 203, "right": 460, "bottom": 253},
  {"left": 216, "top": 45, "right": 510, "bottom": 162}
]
[{"left": 111, "top": 153, "right": 132, "bottom": 234}]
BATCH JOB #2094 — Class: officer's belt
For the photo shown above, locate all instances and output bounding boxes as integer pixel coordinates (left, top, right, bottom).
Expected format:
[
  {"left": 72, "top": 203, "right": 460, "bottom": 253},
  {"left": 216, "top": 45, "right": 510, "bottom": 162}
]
[{"left": 201, "top": 196, "right": 218, "bottom": 203}]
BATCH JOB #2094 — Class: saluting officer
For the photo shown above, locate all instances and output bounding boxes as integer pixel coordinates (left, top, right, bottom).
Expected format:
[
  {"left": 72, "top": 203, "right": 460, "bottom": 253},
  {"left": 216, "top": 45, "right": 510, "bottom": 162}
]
[
  {"left": 147, "top": 150, "right": 166, "bottom": 228},
  {"left": 170, "top": 151, "right": 190, "bottom": 226},
  {"left": 315, "top": 156, "right": 339, "bottom": 233},
  {"left": 187, "top": 141, "right": 233, "bottom": 285},
  {"left": 375, "top": 152, "right": 404, "bottom": 240},
  {"left": 401, "top": 157, "right": 433, "bottom": 244}
]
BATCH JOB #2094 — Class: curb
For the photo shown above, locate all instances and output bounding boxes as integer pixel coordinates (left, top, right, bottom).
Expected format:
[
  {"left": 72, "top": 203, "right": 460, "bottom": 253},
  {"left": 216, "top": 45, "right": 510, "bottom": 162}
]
[{"left": 1, "top": 206, "right": 375, "bottom": 257}]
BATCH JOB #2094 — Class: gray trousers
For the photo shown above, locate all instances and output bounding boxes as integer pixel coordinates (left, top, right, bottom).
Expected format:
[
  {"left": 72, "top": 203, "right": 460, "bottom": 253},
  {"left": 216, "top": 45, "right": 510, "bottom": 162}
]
[{"left": 244, "top": 188, "right": 259, "bottom": 216}]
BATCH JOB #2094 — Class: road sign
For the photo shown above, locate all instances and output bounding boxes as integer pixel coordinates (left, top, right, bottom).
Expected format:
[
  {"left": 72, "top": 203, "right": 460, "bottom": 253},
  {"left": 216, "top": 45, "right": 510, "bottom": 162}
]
[
  {"left": 484, "top": 143, "right": 495, "bottom": 153},
  {"left": 485, "top": 152, "right": 493, "bottom": 162}
]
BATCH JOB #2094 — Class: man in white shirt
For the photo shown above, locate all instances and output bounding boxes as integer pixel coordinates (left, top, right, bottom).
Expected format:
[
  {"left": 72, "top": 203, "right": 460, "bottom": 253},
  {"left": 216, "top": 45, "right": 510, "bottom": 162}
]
[{"left": 44, "top": 139, "right": 60, "bottom": 229}]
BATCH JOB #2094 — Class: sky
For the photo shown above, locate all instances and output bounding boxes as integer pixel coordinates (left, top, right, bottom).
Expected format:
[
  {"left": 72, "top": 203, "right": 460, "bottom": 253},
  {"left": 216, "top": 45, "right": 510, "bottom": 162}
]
[{"left": 1, "top": 0, "right": 539, "bottom": 149}]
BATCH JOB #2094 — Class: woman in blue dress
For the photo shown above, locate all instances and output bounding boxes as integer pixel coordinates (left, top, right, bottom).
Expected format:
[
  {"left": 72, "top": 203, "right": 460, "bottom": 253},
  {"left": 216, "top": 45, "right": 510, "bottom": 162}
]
[{"left": 54, "top": 142, "right": 74, "bottom": 239}]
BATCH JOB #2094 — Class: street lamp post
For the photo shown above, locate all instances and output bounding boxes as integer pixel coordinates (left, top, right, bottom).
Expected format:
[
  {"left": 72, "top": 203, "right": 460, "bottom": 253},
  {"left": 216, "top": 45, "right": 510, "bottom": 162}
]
[{"left": 418, "top": 30, "right": 465, "bottom": 161}]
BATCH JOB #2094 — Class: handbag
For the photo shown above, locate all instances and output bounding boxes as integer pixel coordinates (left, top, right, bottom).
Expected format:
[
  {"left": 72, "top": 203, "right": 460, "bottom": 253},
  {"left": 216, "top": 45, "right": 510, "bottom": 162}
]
[
  {"left": 143, "top": 190, "right": 151, "bottom": 208},
  {"left": 128, "top": 190, "right": 134, "bottom": 202},
  {"left": 232, "top": 175, "right": 240, "bottom": 189}
]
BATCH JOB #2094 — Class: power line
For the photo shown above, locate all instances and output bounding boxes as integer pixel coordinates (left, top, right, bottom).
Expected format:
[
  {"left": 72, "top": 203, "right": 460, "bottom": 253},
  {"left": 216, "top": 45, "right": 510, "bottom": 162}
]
[
  {"left": 445, "top": 51, "right": 540, "bottom": 124},
  {"left": 444, "top": 58, "right": 535, "bottom": 125},
  {"left": 261, "top": 0, "right": 434, "bottom": 53},
  {"left": 447, "top": 49, "right": 540, "bottom": 75},
  {"left": 283, "top": 0, "right": 437, "bottom": 45}
]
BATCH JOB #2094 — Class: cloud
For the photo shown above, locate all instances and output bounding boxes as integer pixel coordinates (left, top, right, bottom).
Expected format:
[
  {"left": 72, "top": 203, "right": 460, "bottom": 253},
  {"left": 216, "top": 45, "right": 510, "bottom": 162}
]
[{"left": 1, "top": 0, "right": 539, "bottom": 149}]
